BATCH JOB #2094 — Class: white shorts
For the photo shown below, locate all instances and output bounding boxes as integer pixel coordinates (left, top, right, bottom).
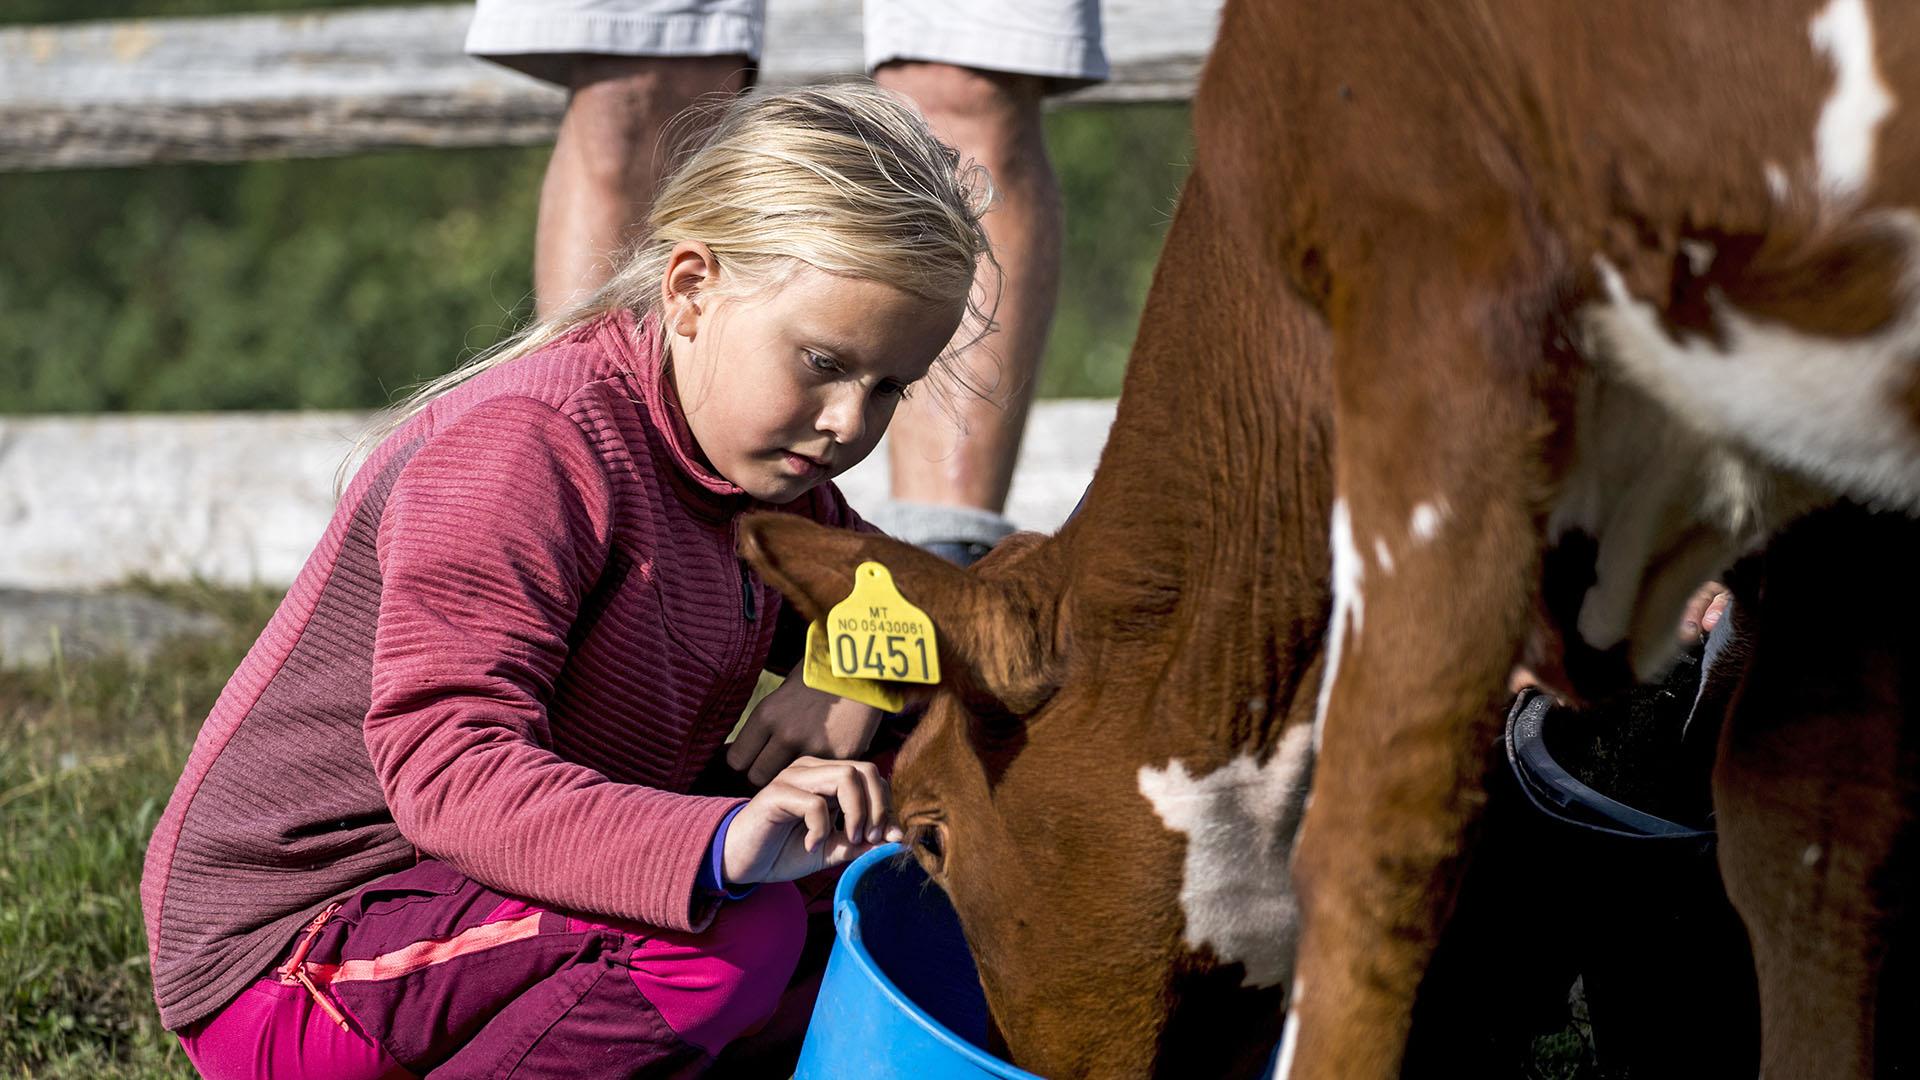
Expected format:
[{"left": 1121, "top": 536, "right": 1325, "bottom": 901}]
[{"left": 465, "top": 0, "right": 1106, "bottom": 91}]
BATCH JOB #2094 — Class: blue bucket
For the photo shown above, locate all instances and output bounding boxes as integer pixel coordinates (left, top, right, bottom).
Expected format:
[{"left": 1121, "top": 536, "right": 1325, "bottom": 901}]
[{"left": 795, "top": 844, "right": 1041, "bottom": 1079}]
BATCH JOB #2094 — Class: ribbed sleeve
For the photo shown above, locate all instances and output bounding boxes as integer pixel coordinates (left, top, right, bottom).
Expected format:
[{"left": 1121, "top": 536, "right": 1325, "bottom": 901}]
[{"left": 367, "top": 395, "right": 739, "bottom": 932}]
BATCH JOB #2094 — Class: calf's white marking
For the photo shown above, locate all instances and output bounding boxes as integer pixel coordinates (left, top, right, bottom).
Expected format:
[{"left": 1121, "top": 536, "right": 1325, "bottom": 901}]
[{"left": 1137, "top": 723, "right": 1314, "bottom": 990}]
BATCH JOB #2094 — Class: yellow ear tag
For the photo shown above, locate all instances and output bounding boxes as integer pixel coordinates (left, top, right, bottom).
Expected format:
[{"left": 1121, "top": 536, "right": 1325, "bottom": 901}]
[
  {"left": 801, "top": 622, "right": 905, "bottom": 711},
  {"left": 827, "top": 561, "right": 941, "bottom": 684},
  {"left": 801, "top": 561, "right": 941, "bottom": 710}
]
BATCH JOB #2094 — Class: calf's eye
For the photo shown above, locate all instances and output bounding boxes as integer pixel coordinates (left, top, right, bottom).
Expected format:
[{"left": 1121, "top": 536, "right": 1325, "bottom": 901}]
[{"left": 907, "top": 821, "right": 947, "bottom": 875}]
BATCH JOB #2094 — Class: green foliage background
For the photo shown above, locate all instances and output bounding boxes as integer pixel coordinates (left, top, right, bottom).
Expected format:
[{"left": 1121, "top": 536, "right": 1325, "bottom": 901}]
[{"left": 0, "top": 0, "right": 1192, "bottom": 413}]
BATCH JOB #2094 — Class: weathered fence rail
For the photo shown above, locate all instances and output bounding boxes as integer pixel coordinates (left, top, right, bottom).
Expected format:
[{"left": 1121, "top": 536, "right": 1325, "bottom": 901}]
[
  {"left": 0, "top": 0, "right": 1220, "bottom": 170},
  {"left": 0, "top": 403, "right": 1117, "bottom": 590}
]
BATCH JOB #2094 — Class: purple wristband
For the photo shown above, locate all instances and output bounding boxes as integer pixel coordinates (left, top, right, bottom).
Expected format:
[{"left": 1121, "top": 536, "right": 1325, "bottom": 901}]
[{"left": 697, "top": 804, "right": 756, "bottom": 900}]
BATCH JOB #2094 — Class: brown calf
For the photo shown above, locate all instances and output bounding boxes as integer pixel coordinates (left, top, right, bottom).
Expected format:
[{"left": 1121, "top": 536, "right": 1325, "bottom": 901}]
[{"left": 746, "top": 0, "right": 1920, "bottom": 1075}]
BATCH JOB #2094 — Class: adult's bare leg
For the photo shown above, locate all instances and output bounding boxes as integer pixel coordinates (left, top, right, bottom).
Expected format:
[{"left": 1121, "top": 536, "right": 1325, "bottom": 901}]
[
  {"left": 535, "top": 55, "right": 751, "bottom": 318},
  {"left": 874, "top": 62, "right": 1063, "bottom": 550}
]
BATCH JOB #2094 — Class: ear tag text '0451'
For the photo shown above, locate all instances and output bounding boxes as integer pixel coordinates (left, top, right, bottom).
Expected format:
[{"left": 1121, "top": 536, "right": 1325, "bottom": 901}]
[{"left": 801, "top": 622, "right": 904, "bottom": 711}]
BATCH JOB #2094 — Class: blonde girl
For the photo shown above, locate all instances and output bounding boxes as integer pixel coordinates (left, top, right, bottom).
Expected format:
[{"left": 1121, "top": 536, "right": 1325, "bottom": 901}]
[{"left": 141, "top": 82, "right": 991, "bottom": 1079}]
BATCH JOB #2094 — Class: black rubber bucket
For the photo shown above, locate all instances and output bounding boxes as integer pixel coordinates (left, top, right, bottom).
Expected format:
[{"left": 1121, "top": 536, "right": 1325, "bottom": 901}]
[
  {"left": 1407, "top": 680, "right": 1760, "bottom": 1077},
  {"left": 1506, "top": 689, "right": 1716, "bottom": 845}
]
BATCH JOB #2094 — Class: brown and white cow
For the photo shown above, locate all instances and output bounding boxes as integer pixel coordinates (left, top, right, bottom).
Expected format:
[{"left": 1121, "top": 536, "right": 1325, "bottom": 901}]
[{"left": 745, "top": 0, "right": 1920, "bottom": 1075}]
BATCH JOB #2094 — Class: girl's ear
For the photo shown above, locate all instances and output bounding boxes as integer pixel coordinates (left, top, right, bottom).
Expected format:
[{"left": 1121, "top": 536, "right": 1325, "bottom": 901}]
[
  {"left": 660, "top": 242, "right": 718, "bottom": 338},
  {"left": 737, "top": 513, "right": 1064, "bottom": 716}
]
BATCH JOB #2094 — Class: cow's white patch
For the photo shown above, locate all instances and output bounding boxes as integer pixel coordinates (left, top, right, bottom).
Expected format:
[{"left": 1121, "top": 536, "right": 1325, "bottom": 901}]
[
  {"left": 1312, "top": 500, "right": 1365, "bottom": 750},
  {"left": 1585, "top": 250, "right": 1920, "bottom": 516},
  {"left": 1409, "top": 500, "right": 1447, "bottom": 543},
  {"left": 1803, "top": 843, "right": 1824, "bottom": 867},
  {"left": 1137, "top": 723, "right": 1314, "bottom": 990},
  {"left": 1809, "top": 0, "right": 1895, "bottom": 200},
  {"left": 1373, "top": 537, "right": 1395, "bottom": 574}
]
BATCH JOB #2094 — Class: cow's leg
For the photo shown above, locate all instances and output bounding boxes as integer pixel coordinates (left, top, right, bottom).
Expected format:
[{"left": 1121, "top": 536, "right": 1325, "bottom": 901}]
[
  {"left": 1712, "top": 507, "right": 1919, "bottom": 1079},
  {"left": 1280, "top": 269, "right": 1550, "bottom": 1079}
]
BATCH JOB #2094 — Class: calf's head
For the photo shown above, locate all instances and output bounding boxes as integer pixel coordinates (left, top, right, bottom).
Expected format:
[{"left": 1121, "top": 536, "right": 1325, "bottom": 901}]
[{"left": 740, "top": 513, "right": 1295, "bottom": 1078}]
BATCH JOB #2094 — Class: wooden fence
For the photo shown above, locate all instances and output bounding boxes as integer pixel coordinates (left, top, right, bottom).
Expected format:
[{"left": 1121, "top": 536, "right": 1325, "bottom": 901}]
[{"left": 0, "top": 0, "right": 1221, "bottom": 171}]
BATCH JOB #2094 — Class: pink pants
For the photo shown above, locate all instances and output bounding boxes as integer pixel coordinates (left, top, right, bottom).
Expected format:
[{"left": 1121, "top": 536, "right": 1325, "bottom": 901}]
[{"left": 178, "top": 859, "right": 810, "bottom": 1079}]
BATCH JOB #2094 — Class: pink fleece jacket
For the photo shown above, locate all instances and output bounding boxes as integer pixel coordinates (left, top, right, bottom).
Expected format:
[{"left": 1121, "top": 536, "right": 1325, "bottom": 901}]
[{"left": 140, "top": 309, "right": 862, "bottom": 1031}]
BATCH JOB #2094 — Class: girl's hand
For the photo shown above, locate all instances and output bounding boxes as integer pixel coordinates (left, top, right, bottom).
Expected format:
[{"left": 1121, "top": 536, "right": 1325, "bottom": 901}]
[
  {"left": 721, "top": 757, "right": 903, "bottom": 885},
  {"left": 727, "top": 675, "right": 884, "bottom": 785}
]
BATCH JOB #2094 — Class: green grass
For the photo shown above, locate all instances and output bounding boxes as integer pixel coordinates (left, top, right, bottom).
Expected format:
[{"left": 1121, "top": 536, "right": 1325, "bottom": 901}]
[{"left": 0, "top": 583, "right": 280, "bottom": 1078}]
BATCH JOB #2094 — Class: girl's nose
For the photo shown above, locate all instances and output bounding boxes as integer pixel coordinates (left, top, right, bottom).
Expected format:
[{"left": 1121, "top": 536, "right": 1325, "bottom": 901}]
[{"left": 817, "top": 387, "right": 867, "bottom": 445}]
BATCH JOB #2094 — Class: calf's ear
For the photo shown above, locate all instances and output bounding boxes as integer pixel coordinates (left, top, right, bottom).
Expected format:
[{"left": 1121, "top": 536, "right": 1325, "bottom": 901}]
[{"left": 737, "top": 512, "right": 1061, "bottom": 715}]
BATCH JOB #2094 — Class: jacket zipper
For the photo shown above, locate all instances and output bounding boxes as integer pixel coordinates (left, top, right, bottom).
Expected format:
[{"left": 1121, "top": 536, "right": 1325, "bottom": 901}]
[{"left": 277, "top": 902, "right": 352, "bottom": 1032}]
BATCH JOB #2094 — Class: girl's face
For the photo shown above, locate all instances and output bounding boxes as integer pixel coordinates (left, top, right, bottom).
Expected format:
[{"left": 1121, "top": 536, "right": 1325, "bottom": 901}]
[{"left": 663, "top": 246, "right": 966, "bottom": 504}]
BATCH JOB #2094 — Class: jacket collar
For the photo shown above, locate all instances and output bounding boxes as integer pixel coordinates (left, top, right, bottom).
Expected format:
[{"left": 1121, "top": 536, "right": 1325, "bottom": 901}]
[{"left": 600, "top": 308, "right": 754, "bottom": 522}]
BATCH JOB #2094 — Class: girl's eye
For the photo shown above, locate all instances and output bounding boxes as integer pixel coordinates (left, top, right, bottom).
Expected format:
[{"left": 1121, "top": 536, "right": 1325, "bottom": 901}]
[{"left": 803, "top": 350, "right": 840, "bottom": 375}]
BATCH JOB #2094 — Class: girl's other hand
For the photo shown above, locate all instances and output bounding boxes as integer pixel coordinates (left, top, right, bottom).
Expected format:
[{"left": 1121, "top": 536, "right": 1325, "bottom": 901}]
[
  {"left": 721, "top": 757, "right": 904, "bottom": 885},
  {"left": 728, "top": 675, "right": 883, "bottom": 785}
]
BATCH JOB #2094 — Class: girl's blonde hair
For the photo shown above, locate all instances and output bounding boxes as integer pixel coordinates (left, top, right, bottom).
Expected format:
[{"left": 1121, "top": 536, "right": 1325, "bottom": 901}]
[{"left": 349, "top": 81, "right": 997, "bottom": 477}]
